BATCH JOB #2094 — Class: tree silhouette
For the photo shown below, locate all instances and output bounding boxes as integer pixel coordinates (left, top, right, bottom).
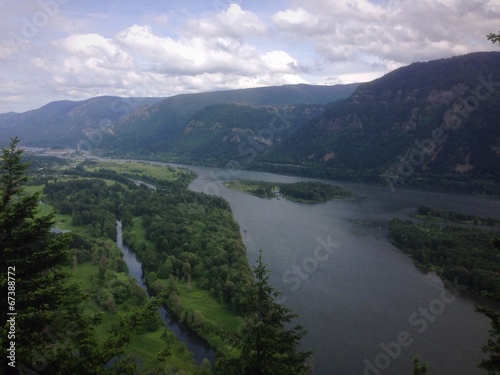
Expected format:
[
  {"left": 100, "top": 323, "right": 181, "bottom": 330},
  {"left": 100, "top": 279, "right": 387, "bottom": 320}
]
[
  {"left": 0, "top": 137, "right": 84, "bottom": 372},
  {"left": 238, "top": 249, "right": 311, "bottom": 375},
  {"left": 487, "top": 31, "right": 500, "bottom": 44}
]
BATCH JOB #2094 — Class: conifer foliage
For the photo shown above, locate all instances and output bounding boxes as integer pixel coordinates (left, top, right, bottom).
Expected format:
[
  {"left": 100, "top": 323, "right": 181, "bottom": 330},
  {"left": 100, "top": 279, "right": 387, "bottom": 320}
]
[
  {"left": 1, "top": 137, "right": 84, "bottom": 371},
  {"left": 237, "top": 249, "right": 311, "bottom": 375}
]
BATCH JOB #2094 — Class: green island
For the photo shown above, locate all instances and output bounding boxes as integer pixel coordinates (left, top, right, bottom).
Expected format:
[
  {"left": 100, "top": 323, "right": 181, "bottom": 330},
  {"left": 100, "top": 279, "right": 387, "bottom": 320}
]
[
  {"left": 224, "top": 179, "right": 355, "bottom": 203},
  {"left": 389, "top": 208, "right": 500, "bottom": 297},
  {"left": 1, "top": 142, "right": 310, "bottom": 375}
]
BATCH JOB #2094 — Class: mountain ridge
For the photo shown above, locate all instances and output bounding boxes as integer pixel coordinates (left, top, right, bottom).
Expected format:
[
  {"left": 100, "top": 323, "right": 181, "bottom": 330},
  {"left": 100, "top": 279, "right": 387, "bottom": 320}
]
[
  {"left": 257, "top": 52, "right": 500, "bottom": 193},
  {"left": 1, "top": 53, "right": 499, "bottom": 193},
  {"left": 0, "top": 83, "right": 359, "bottom": 150},
  {"left": 96, "top": 83, "right": 360, "bottom": 156}
]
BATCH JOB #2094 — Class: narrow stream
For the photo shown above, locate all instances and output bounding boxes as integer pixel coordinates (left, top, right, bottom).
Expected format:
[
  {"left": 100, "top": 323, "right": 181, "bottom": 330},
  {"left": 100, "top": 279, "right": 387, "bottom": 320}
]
[{"left": 116, "top": 220, "right": 215, "bottom": 365}]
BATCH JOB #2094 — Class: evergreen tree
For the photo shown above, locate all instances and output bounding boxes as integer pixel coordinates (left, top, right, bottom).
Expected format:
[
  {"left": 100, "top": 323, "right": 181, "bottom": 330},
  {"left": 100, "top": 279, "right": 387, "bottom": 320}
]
[
  {"left": 488, "top": 30, "right": 500, "bottom": 44},
  {"left": 0, "top": 137, "right": 85, "bottom": 372},
  {"left": 238, "top": 249, "right": 311, "bottom": 375},
  {"left": 411, "top": 356, "right": 429, "bottom": 375}
]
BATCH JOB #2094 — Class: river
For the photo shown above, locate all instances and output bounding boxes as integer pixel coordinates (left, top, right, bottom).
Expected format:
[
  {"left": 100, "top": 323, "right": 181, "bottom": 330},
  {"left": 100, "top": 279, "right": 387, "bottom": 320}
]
[
  {"left": 116, "top": 220, "right": 215, "bottom": 365},
  {"left": 185, "top": 166, "right": 500, "bottom": 375}
]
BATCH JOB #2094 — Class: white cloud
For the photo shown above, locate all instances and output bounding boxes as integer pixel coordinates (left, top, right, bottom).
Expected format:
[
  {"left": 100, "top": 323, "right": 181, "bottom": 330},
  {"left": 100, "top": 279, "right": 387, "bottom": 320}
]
[
  {"left": 184, "top": 4, "right": 267, "bottom": 39},
  {"left": 1, "top": 0, "right": 499, "bottom": 113},
  {"left": 1, "top": 3, "right": 307, "bottom": 112},
  {"left": 272, "top": 8, "right": 322, "bottom": 35},
  {"left": 273, "top": 0, "right": 499, "bottom": 65},
  {"left": 54, "top": 34, "right": 133, "bottom": 69},
  {"left": 116, "top": 24, "right": 255, "bottom": 75},
  {"left": 261, "top": 50, "right": 300, "bottom": 72},
  {"left": 115, "top": 13, "right": 298, "bottom": 78}
]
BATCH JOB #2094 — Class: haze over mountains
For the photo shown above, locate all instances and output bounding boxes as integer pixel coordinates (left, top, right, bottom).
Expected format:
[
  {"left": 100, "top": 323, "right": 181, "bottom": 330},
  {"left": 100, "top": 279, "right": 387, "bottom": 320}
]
[
  {"left": 0, "top": 83, "right": 358, "bottom": 149},
  {"left": 1, "top": 52, "right": 499, "bottom": 193}
]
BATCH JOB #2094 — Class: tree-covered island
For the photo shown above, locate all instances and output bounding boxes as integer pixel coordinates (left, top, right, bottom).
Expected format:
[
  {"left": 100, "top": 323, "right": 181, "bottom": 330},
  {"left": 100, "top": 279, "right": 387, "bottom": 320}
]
[{"left": 224, "top": 179, "right": 355, "bottom": 203}]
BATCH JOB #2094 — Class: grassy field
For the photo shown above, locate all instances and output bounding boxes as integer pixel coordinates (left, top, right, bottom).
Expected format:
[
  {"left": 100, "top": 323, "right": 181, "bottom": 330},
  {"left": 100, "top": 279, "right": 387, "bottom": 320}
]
[
  {"left": 85, "top": 160, "right": 180, "bottom": 182},
  {"left": 224, "top": 180, "right": 261, "bottom": 195},
  {"left": 126, "top": 330, "right": 199, "bottom": 373},
  {"left": 172, "top": 280, "right": 243, "bottom": 358},
  {"left": 130, "top": 216, "right": 152, "bottom": 245},
  {"left": 25, "top": 184, "right": 87, "bottom": 233},
  {"left": 176, "top": 281, "right": 243, "bottom": 334}
]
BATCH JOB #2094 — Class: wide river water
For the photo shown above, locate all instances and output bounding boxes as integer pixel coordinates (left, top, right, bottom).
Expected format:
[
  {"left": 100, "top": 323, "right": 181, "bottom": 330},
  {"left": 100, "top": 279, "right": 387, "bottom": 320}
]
[{"left": 184, "top": 165, "right": 500, "bottom": 375}]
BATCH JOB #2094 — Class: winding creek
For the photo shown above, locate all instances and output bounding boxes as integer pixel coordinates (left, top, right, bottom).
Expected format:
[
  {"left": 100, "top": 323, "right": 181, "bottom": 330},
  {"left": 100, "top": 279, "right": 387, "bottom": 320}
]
[
  {"left": 116, "top": 220, "right": 215, "bottom": 365},
  {"left": 108, "top": 157, "right": 500, "bottom": 374}
]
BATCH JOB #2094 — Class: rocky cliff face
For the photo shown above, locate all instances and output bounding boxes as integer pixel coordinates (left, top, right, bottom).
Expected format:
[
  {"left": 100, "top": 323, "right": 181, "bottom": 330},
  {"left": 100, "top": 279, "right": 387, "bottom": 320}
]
[{"left": 263, "top": 52, "right": 500, "bottom": 191}]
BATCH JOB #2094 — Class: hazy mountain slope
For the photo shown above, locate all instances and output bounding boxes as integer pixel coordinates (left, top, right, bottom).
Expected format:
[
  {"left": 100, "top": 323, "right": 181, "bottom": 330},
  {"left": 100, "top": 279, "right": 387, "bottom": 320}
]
[
  {"left": 260, "top": 52, "right": 500, "bottom": 192},
  {"left": 102, "top": 83, "right": 359, "bottom": 155},
  {"left": 0, "top": 83, "right": 358, "bottom": 153},
  {"left": 0, "top": 96, "right": 162, "bottom": 148},
  {"left": 164, "top": 103, "right": 326, "bottom": 166}
]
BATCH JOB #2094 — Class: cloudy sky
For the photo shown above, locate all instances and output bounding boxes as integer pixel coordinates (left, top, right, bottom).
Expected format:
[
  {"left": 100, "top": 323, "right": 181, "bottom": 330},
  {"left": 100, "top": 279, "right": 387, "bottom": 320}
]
[{"left": 0, "top": 0, "right": 498, "bottom": 113}]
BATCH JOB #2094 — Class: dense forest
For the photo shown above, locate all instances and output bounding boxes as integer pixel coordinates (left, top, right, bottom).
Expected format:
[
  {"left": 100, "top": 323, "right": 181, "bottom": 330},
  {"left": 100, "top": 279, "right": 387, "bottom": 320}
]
[
  {"left": 389, "top": 219, "right": 500, "bottom": 296},
  {"left": 45, "top": 165, "right": 311, "bottom": 373}
]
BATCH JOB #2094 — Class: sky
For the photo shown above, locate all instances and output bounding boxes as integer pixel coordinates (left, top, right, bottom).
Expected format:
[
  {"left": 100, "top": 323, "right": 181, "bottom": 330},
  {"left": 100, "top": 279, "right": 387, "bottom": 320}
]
[{"left": 0, "top": 0, "right": 499, "bottom": 113}]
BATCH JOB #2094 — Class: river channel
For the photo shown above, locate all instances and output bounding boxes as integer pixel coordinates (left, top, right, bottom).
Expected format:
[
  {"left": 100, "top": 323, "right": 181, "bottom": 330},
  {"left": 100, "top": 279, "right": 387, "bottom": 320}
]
[
  {"left": 116, "top": 220, "right": 215, "bottom": 365},
  {"left": 185, "top": 166, "right": 500, "bottom": 375}
]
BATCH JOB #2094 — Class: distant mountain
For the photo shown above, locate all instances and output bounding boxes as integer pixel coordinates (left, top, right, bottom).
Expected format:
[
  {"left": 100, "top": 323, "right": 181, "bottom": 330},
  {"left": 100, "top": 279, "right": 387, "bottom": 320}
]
[
  {"left": 0, "top": 83, "right": 359, "bottom": 152},
  {"left": 164, "top": 103, "right": 327, "bottom": 166},
  {"left": 101, "top": 83, "right": 360, "bottom": 156},
  {"left": 258, "top": 52, "right": 500, "bottom": 193},
  {"left": 0, "top": 96, "right": 162, "bottom": 148}
]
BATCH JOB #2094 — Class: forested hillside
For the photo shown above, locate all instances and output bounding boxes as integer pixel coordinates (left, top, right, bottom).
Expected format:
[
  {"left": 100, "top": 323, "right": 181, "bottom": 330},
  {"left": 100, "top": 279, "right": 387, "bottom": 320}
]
[
  {"left": 162, "top": 103, "right": 326, "bottom": 166},
  {"left": 0, "top": 83, "right": 358, "bottom": 152},
  {"left": 100, "top": 83, "right": 358, "bottom": 158}
]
